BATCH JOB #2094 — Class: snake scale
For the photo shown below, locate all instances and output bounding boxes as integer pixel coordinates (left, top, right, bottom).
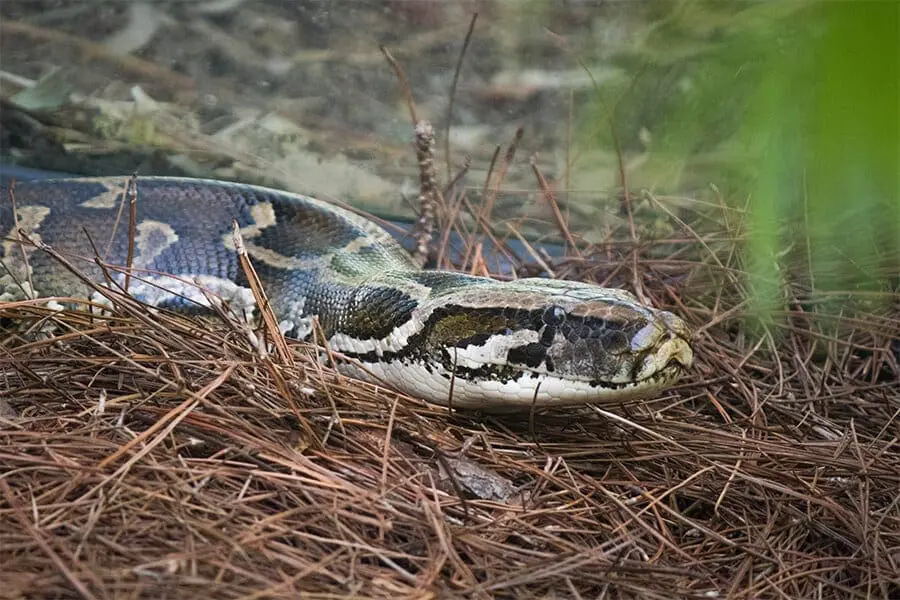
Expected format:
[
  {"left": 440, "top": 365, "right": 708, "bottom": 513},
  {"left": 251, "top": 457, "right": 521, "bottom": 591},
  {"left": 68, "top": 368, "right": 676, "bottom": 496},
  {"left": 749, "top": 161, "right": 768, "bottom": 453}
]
[{"left": 1, "top": 177, "right": 693, "bottom": 410}]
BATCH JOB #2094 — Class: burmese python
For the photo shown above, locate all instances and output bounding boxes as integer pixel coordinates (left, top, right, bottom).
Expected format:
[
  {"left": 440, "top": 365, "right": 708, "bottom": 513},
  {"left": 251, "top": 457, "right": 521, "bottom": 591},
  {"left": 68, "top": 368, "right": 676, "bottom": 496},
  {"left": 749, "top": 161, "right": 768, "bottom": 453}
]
[{"left": 1, "top": 177, "right": 693, "bottom": 410}]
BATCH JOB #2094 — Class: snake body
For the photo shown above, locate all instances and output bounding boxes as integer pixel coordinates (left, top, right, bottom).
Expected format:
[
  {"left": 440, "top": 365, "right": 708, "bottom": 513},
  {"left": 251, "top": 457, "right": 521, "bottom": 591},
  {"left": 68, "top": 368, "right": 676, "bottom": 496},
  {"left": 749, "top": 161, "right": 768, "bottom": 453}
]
[{"left": 1, "top": 177, "right": 692, "bottom": 409}]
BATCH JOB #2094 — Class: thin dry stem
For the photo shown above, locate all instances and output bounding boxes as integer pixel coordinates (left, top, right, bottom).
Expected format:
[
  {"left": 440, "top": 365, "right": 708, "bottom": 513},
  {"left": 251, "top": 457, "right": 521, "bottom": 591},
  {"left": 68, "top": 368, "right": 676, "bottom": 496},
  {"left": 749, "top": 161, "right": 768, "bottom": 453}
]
[
  {"left": 443, "top": 13, "right": 478, "bottom": 182},
  {"left": 123, "top": 174, "right": 138, "bottom": 293}
]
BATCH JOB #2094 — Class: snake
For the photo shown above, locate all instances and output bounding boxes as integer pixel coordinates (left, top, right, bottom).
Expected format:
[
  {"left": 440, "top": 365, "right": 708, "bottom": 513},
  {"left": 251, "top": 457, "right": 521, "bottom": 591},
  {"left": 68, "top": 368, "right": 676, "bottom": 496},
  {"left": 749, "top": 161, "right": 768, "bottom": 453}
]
[{"left": 1, "top": 176, "right": 693, "bottom": 410}]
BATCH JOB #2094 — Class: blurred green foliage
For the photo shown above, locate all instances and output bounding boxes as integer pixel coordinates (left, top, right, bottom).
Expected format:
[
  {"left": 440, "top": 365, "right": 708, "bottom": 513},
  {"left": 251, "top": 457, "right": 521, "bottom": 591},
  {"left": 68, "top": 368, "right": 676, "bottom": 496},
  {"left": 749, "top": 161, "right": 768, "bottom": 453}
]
[
  {"left": 745, "top": 2, "right": 898, "bottom": 317},
  {"left": 580, "top": 1, "right": 898, "bottom": 315}
]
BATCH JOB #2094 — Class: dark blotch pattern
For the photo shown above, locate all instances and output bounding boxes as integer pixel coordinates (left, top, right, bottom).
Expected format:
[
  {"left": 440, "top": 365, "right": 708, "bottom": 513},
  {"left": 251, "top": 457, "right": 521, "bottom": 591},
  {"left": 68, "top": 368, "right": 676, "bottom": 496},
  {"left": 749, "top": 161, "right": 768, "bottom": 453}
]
[
  {"left": 507, "top": 342, "right": 547, "bottom": 368},
  {"left": 455, "top": 332, "right": 492, "bottom": 348},
  {"left": 559, "top": 316, "right": 636, "bottom": 354},
  {"left": 342, "top": 285, "right": 418, "bottom": 340},
  {"left": 539, "top": 325, "right": 556, "bottom": 347}
]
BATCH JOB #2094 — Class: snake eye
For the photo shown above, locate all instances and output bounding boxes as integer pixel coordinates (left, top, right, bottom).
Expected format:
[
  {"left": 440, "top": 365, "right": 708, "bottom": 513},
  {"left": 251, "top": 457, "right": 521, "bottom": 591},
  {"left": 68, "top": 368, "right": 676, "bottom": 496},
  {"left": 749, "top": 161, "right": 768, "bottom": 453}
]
[{"left": 542, "top": 305, "right": 567, "bottom": 327}]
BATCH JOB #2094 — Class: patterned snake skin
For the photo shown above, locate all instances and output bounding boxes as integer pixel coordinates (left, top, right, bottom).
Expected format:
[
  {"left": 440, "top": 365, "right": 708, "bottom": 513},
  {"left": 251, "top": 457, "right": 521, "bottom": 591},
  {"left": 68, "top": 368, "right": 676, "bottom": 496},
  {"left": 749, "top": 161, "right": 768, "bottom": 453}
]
[{"left": 1, "top": 177, "right": 693, "bottom": 410}]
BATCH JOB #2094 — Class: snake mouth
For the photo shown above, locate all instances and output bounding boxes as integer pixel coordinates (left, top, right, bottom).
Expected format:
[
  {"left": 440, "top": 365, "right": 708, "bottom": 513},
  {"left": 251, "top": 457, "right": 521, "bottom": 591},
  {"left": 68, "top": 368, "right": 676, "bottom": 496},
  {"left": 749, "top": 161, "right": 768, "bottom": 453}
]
[
  {"left": 642, "top": 360, "right": 689, "bottom": 386},
  {"left": 587, "top": 362, "right": 687, "bottom": 392},
  {"left": 455, "top": 332, "right": 694, "bottom": 391},
  {"left": 481, "top": 352, "right": 689, "bottom": 396}
]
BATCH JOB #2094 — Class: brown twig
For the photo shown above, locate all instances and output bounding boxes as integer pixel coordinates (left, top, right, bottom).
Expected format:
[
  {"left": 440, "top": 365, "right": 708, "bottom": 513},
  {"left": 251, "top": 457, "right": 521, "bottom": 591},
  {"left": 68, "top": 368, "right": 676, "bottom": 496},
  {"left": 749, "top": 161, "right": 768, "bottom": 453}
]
[
  {"left": 6, "top": 180, "right": 36, "bottom": 299},
  {"left": 463, "top": 129, "right": 523, "bottom": 268},
  {"left": 530, "top": 155, "right": 581, "bottom": 256},
  {"left": 123, "top": 174, "right": 138, "bottom": 293},
  {"left": 380, "top": 45, "right": 418, "bottom": 125},
  {"left": 411, "top": 121, "right": 440, "bottom": 266},
  {"left": 231, "top": 220, "right": 292, "bottom": 365},
  {"left": 436, "top": 157, "right": 472, "bottom": 268},
  {"left": 444, "top": 13, "right": 478, "bottom": 181}
]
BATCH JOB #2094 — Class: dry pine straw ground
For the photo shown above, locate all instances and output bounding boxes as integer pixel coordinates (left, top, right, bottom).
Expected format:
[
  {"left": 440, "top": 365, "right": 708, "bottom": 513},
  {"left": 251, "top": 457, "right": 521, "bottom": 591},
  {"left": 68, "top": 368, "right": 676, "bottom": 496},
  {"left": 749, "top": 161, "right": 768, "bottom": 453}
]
[{"left": 1, "top": 212, "right": 898, "bottom": 600}]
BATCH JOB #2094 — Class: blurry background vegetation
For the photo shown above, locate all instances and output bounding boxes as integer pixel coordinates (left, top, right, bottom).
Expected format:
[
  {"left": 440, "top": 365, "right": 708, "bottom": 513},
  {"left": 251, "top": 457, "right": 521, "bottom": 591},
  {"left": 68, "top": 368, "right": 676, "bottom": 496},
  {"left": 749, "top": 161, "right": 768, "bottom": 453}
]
[
  {"left": 572, "top": 1, "right": 898, "bottom": 318},
  {"left": 1, "top": 1, "right": 897, "bottom": 317}
]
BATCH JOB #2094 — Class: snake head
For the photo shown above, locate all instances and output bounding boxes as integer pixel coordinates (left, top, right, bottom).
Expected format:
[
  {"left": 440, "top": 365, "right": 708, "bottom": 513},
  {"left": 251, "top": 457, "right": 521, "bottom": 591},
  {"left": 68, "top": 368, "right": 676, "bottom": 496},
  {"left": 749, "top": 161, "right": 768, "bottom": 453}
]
[{"left": 407, "top": 277, "right": 693, "bottom": 410}]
